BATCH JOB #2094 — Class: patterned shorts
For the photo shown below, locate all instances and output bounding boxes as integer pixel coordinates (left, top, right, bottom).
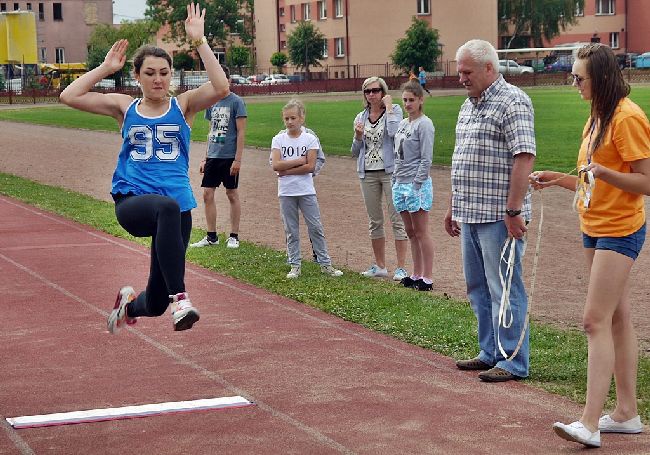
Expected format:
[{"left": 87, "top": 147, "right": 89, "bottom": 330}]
[{"left": 392, "top": 177, "right": 433, "bottom": 213}]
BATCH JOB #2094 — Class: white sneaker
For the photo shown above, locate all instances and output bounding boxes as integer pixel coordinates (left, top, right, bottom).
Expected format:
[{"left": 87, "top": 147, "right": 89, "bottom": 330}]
[
  {"left": 361, "top": 265, "right": 388, "bottom": 278},
  {"left": 599, "top": 414, "right": 643, "bottom": 434},
  {"left": 392, "top": 267, "right": 408, "bottom": 281},
  {"left": 286, "top": 265, "right": 301, "bottom": 279},
  {"left": 170, "top": 292, "right": 200, "bottom": 331},
  {"left": 321, "top": 264, "right": 343, "bottom": 277},
  {"left": 226, "top": 236, "right": 240, "bottom": 249},
  {"left": 107, "top": 286, "right": 137, "bottom": 334},
  {"left": 553, "top": 421, "right": 601, "bottom": 448},
  {"left": 190, "top": 236, "right": 218, "bottom": 248}
]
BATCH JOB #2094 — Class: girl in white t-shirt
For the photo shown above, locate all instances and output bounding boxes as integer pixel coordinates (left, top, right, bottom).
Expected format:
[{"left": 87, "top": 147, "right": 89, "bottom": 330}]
[{"left": 270, "top": 99, "right": 343, "bottom": 279}]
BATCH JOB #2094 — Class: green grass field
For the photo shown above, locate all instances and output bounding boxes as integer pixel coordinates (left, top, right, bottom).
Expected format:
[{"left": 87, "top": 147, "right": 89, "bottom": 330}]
[{"left": 1, "top": 86, "right": 649, "bottom": 171}]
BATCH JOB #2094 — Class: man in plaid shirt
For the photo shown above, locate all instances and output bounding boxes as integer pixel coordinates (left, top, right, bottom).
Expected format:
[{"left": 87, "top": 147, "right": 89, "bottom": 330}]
[{"left": 444, "top": 39, "right": 536, "bottom": 383}]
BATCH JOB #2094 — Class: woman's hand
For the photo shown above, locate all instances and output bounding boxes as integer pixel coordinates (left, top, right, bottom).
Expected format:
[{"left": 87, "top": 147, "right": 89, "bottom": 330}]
[
  {"left": 354, "top": 121, "right": 364, "bottom": 140},
  {"left": 102, "top": 40, "right": 128, "bottom": 74},
  {"left": 529, "top": 171, "right": 556, "bottom": 190},
  {"left": 185, "top": 2, "right": 206, "bottom": 41},
  {"left": 382, "top": 94, "right": 392, "bottom": 110}
]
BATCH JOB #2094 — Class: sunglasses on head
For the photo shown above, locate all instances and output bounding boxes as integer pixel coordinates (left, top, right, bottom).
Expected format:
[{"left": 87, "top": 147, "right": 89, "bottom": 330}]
[{"left": 363, "top": 87, "right": 383, "bottom": 94}]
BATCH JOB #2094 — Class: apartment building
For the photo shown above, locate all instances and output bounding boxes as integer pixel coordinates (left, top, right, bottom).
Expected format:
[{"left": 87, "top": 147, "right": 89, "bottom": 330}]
[
  {"left": 254, "top": 0, "right": 496, "bottom": 77},
  {"left": 501, "top": 0, "right": 650, "bottom": 54},
  {"left": 0, "top": 0, "right": 113, "bottom": 63}
]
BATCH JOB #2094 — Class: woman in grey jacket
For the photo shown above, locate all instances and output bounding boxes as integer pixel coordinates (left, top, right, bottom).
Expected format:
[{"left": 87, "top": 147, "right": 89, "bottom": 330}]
[{"left": 351, "top": 76, "right": 408, "bottom": 281}]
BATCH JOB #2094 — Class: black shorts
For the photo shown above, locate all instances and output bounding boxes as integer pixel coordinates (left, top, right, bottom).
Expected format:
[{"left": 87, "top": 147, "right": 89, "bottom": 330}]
[{"left": 201, "top": 158, "right": 239, "bottom": 189}]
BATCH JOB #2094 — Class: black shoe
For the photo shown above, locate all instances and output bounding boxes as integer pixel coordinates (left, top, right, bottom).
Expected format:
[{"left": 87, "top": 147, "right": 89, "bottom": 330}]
[
  {"left": 413, "top": 279, "right": 432, "bottom": 291},
  {"left": 400, "top": 276, "right": 415, "bottom": 287}
]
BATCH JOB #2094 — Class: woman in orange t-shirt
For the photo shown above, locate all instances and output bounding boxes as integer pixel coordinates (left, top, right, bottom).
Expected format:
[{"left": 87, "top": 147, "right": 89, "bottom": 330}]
[{"left": 531, "top": 43, "right": 650, "bottom": 448}]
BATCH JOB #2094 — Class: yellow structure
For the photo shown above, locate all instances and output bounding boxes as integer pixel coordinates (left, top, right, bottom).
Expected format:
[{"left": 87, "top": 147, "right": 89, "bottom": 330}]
[{"left": 0, "top": 11, "right": 38, "bottom": 64}]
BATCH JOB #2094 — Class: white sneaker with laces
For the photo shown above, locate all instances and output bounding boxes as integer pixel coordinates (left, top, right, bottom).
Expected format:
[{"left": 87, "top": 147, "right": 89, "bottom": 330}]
[
  {"left": 599, "top": 414, "right": 643, "bottom": 434},
  {"left": 226, "top": 236, "right": 240, "bottom": 249},
  {"left": 190, "top": 236, "right": 218, "bottom": 248},
  {"left": 392, "top": 267, "right": 408, "bottom": 281},
  {"left": 553, "top": 421, "right": 601, "bottom": 447},
  {"left": 286, "top": 265, "right": 301, "bottom": 279},
  {"left": 361, "top": 265, "right": 388, "bottom": 278},
  {"left": 321, "top": 264, "right": 343, "bottom": 277},
  {"left": 170, "top": 292, "right": 200, "bottom": 331},
  {"left": 107, "top": 286, "right": 137, "bottom": 334}
]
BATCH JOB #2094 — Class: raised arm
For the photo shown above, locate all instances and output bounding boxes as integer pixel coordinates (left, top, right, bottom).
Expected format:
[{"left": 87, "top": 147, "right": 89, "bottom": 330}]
[
  {"left": 178, "top": 3, "right": 230, "bottom": 120},
  {"left": 59, "top": 39, "right": 133, "bottom": 124}
]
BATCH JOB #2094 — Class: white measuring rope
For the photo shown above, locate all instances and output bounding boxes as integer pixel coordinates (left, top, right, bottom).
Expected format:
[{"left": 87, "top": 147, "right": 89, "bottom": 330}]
[{"left": 497, "top": 188, "right": 545, "bottom": 362}]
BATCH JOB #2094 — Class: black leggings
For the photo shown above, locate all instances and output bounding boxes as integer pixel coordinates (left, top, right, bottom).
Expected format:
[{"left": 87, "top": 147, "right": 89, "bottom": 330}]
[{"left": 114, "top": 194, "right": 192, "bottom": 317}]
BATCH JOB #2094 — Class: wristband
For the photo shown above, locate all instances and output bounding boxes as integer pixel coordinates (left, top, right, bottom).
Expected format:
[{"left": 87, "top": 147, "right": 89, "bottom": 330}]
[{"left": 191, "top": 36, "right": 207, "bottom": 48}]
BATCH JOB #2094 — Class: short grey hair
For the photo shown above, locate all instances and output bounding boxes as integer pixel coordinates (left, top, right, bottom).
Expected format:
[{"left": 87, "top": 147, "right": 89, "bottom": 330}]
[
  {"left": 361, "top": 76, "right": 388, "bottom": 108},
  {"left": 456, "top": 39, "right": 499, "bottom": 71}
]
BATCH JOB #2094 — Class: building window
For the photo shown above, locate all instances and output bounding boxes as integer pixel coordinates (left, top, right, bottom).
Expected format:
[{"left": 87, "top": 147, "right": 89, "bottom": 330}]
[
  {"left": 610, "top": 32, "right": 619, "bottom": 49},
  {"left": 318, "top": 1, "right": 326, "bottom": 19},
  {"left": 0, "top": 3, "right": 6, "bottom": 12},
  {"left": 596, "top": 0, "right": 614, "bottom": 15},
  {"left": 55, "top": 47, "right": 65, "bottom": 63},
  {"left": 280, "top": 23, "right": 285, "bottom": 32},
  {"left": 417, "top": 0, "right": 430, "bottom": 15},
  {"left": 575, "top": 2, "right": 583, "bottom": 16},
  {"left": 334, "top": 0, "right": 343, "bottom": 17},
  {"left": 290, "top": 5, "right": 296, "bottom": 22},
  {"left": 27, "top": 2, "right": 32, "bottom": 10},
  {"left": 53, "top": 2, "right": 62, "bottom": 20},
  {"left": 322, "top": 40, "right": 328, "bottom": 58},
  {"left": 39, "top": 47, "right": 46, "bottom": 62},
  {"left": 335, "top": 37, "right": 344, "bottom": 57},
  {"left": 302, "top": 2, "right": 310, "bottom": 20},
  {"left": 38, "top": 2, "right": 43, "bottom": 20},
  {"left": 279, "top": 7, "right": 284, "bottom": 16},
  {"left": 13, "top": 2, "right": 18, "bottom": 10},
  {"left": 280, "top": 40, "right": 287, "bottom": 49}
]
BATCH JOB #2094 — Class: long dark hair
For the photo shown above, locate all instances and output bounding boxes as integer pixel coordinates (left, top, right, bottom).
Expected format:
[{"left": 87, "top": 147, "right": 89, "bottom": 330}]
[{"left": 577, "top": 43, "right": 630, "bottom": 153}]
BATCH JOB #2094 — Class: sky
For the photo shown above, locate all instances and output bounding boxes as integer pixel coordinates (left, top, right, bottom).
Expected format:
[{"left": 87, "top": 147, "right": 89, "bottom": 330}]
[{"left": 112, "top": 0, "right": 147, "bottom": 24}]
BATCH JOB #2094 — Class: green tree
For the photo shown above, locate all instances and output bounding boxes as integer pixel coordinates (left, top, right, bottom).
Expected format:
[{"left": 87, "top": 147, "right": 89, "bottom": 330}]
[
  {"left": 146, "top": 0, "right": 252, "bottom": 47},
  {"left": 227, "top": 45, "right": 251, "bottom": 75},
  {"left": 270, "top": 52, "right": 288, "bottom": 74},
  {"left": 499, "top": 0, "right": 585, "bottom": 48},
  {"left": 390, "top": 18, "right": 440, "bottom": 74},
  {"left": 87, "top": 20, "right": 157, "bottom": 85},
  {"left": 173, "top": 51, "right": 195, "bottom": 71},
  {"left": 286, "top": 21, "right": 325, "bottom": 80}
]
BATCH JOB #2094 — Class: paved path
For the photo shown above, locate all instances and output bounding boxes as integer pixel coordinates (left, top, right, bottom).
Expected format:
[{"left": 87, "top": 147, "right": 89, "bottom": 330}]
[{"left": 2, "top": 195, "right": 649, "bottom": 454}]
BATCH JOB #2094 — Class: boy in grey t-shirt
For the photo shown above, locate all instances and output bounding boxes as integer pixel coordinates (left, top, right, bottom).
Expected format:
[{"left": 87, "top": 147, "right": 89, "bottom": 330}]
[{"left": 191, "top": 67, "right": 248, "bottom": 249}]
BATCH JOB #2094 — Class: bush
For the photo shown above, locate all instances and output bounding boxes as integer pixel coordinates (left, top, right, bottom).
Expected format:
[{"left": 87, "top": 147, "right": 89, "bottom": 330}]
[{"left": 173, "top": 52, "right": 195, "bottom": 71}]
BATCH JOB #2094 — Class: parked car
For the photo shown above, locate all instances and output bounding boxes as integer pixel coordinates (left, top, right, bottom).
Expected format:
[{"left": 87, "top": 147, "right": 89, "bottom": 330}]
[
  {"left": 545, "top": 55, "right": 573, "bottom": 72},
  {"left": 287, "top": 74, "right": 305, "bottom": 83},
  {"left": 259, "top": 74, "right": 290, "bottom": 85},
  {"left": 635, "top": 52, "right": 650, "bottom": 69},
  {"left": 498, "top": 60, "right": 534, "bottom": 75},
  {"left": 617, "top": 52, "right": 640, "bottom": 69},
  {"left": 246, "top": 73, "right": 268, "bottom": 84},
  {"left": 521, "top": 58, "right": 546, "bottom": 73},
  {"left": 230, "top": 75, "right": 250, "bottom": 85}
]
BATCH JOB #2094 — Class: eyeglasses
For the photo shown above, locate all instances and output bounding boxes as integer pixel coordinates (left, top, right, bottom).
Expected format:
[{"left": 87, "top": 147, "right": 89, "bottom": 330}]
[
  {"left": 363, "top": 87, "right": 382, "bottom": 94},
  {"left": 571, "top": 74, "right": 590, "bottom": 85}
]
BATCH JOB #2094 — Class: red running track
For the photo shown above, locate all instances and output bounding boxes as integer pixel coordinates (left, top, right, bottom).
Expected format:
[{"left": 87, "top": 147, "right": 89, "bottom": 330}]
[{"left": 0, "top": 195, "right": 648, "bottom": 454}]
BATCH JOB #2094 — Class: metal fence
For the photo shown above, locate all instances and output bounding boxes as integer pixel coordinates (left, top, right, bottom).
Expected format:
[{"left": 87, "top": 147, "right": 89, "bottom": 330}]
[{"left": 2, "top": 68, "right": 650, "bottom": 105}]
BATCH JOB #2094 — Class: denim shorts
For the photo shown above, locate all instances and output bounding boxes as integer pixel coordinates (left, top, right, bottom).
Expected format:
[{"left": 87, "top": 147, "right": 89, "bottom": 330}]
[
  {"left": 582, "top": 223, "right": 646, "bottom": 260},
  {"left": 392, "top": 177, "right": 433, "bottom": 213}
]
